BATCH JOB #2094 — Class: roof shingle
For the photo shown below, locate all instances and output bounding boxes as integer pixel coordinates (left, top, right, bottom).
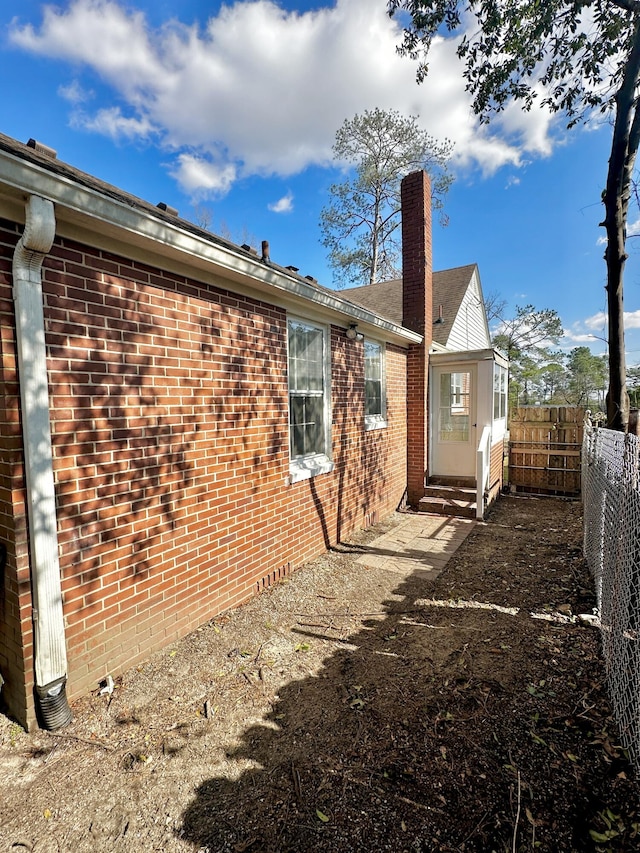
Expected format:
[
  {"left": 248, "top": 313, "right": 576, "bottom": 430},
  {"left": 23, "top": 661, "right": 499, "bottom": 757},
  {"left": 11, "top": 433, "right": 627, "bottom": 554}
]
[{"left": 341, "top": 264, "right": 478, "bottom": 346}]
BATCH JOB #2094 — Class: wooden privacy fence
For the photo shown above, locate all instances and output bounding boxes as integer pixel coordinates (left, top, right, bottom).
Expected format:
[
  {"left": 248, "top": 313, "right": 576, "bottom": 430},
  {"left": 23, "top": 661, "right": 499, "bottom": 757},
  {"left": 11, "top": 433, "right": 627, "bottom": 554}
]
[{"left": 508, "top": 406, "right": 585, "bottom": 496}]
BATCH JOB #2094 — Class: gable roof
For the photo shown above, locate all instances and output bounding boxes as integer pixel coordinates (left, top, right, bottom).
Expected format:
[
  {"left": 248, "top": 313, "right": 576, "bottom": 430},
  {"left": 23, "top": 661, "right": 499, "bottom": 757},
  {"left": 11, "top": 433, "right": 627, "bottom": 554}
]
[{"left": 341, "top": 264, "right": 478, "bottom": 347}]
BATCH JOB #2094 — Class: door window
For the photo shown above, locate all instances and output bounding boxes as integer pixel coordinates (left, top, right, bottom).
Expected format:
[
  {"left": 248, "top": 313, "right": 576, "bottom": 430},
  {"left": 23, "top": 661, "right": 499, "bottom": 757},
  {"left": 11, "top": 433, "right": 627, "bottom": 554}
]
[{"left": 438, "top": 371, "right": 471, "bottom": 442}]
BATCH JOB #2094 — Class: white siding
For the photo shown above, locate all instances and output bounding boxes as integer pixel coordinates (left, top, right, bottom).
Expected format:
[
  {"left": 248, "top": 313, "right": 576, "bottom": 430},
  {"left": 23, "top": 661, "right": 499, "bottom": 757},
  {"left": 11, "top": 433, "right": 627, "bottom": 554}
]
[{"left": 446, "top": 271, "right": 491, "bottom": 351}]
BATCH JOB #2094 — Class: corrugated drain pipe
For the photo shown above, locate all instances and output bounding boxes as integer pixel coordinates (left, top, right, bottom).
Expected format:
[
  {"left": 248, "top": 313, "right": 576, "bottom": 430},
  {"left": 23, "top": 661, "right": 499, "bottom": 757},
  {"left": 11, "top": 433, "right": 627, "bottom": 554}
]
[{"left": 13, "top": 195, "right": 72, "bottom": 730}]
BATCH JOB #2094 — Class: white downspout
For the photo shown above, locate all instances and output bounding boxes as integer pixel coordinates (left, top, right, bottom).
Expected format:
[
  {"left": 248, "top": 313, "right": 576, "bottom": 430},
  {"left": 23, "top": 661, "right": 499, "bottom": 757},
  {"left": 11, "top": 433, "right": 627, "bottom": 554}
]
[
  {"left": 13, "top": 195, "right": 71, "bottom": 729},
  {"left": 476, "top": 425, "right": 492, "bottom": 521}
]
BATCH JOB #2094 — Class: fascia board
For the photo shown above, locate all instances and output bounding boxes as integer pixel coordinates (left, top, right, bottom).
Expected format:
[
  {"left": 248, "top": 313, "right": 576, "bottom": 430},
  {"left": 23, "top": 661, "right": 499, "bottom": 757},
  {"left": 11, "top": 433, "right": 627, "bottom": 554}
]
[
  {"left": 493, "top": 349, "right": 509, "bottom": 368},
  {"left": 430, "top": 348, "right": 496, "bottom": 365},
  {"left": 0, "top": 150, "right": 422, "bottom": 347}
]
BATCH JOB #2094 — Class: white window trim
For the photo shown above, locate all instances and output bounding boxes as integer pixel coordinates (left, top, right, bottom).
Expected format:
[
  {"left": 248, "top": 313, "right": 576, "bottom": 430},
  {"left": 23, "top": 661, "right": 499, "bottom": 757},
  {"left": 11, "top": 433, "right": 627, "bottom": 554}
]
[
  {"left": 364, "top": 338, "right": 388, "bottom": 431},
  {"left": 287, "top": 316, "right": 334, "bottom": 483},
  {"left": 289, "top": 452, "right": 334, "bottom": 483},
  {"left": 493, "top": 363, "right": 508, "bottom": 423}
]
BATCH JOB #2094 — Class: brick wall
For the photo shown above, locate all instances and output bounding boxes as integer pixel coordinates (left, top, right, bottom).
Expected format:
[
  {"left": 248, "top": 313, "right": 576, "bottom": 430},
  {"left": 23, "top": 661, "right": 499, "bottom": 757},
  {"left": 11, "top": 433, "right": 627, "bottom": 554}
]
[{"left": 0, "top": 224, "right": 407, "bottom": 726}]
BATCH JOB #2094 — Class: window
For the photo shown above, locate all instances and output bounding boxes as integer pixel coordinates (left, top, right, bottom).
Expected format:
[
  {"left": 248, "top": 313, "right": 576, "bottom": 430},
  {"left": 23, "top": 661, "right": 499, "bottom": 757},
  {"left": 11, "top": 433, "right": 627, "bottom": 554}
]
[
  {"left": 493, "top": 363, "right": 507, "bottom": 420},
  {"left": 438, "top": 371, "right": 471, "bottom": 442},
  {"left": 287, "top": 318, "right": 333, "bottom": 481},
  {"left": 364, "top": 340, "right": 387, "bottom": 430}
]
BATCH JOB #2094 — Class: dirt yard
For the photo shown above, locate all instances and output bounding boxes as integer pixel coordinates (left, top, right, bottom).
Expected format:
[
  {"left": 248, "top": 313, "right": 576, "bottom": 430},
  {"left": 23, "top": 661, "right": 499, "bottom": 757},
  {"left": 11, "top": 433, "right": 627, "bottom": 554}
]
[{"left": 1, "top": 495, "right": 638, "bottom": 852}]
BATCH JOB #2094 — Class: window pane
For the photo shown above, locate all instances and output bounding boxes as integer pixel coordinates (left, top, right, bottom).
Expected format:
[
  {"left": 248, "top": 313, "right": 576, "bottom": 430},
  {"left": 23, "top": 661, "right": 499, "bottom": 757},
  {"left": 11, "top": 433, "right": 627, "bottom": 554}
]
[
  {"left": 288, "top": 319, "right": 328, "bottom": 461},
  {"left": 440, "top": 372, "right": 452, "bottom": 408},
  {"left": 291, "top": 423, "right": 305, "bottom": 458},
  {"left": 364, "top": 341, "right": 381, "bottom": 379},
  {"left": 502, "top": 369, "right": 507, "bottom": 418},
  {"left": 493, "top": 365, "right": 507, "bottom": 420},
  {"left": 290, "top": 393, "right": 324, "bottom": 457},
  {"left": 306, "top": 395, "right": 323, "bottom": 452},
  {"left": 365, "top": 341, "right": 383, "bottom": 418},
  {"left": 365, "top": 380, "right": 382, "bottom": 416},
  {"left": 289, "top": 321, "right": 324, "bottom": 393},
  {"left": 439, "top": 371, "right": 470, "bottom": 442},
  {"left": 290, "top": 396, "right": 306, "bottom": 457}
]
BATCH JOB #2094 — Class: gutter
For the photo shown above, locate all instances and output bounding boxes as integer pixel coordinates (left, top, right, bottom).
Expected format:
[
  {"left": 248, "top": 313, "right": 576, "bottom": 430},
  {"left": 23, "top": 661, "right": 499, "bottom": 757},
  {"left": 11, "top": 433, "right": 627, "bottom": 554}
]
[
  {"left": 0, "top": 140, "right": 422, "bottom": 347},
  {"left": 13, "top": 195, "right": 72, "bottom": 730}
]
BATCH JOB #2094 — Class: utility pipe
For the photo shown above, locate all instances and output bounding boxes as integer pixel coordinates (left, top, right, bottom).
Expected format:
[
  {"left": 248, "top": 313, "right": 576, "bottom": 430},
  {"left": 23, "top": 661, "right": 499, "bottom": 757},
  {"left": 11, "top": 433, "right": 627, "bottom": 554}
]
[{"left": 13, "top": 195, "right": 71, "bottom": 729}]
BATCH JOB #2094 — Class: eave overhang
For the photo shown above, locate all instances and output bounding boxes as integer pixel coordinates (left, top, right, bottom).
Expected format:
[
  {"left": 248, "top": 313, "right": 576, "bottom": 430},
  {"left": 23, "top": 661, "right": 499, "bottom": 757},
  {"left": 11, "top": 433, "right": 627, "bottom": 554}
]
[{"left": 0, "top": 144, "right": 422, "bottom": 348}]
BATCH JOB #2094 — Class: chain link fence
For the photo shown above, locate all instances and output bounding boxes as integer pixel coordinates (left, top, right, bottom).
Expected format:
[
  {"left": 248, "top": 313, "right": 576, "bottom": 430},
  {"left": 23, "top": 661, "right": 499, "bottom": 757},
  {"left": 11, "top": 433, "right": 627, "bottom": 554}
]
[{"left": 582, "top": 425, "right": 640, "bottom": 774}]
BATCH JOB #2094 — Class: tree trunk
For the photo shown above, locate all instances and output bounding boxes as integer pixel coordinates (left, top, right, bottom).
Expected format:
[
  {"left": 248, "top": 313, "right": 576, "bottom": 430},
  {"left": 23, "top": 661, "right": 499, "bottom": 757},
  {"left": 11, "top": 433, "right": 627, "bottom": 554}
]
[
  {"left": 370, "top": 196, "right": 381, "bottom": 285},
  {"left": 603, "top": 16, "right": 640, "bottom": 431}
]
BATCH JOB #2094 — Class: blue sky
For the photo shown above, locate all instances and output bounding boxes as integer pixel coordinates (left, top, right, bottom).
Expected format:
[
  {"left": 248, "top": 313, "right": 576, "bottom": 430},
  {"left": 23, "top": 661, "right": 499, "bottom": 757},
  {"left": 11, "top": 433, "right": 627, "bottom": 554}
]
[{"left": 2, "top": 0, "right": 639, "bottom": 365}]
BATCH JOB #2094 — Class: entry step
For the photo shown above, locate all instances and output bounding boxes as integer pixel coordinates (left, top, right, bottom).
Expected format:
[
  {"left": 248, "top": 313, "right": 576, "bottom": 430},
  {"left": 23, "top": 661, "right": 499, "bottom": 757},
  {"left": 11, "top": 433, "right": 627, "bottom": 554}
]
[{"left": 418, "top": 484, "right": 477, "bottom": 519}]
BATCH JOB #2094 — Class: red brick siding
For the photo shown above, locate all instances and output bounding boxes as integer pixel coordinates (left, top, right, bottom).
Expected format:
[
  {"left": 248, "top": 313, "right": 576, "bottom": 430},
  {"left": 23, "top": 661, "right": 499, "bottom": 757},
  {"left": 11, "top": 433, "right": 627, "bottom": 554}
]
[
  {"left": 0, "top": 227, "right": 407, "bottom": 725},
  {"left": 401, "top": 171, "right": 433, "bottom": 506}
]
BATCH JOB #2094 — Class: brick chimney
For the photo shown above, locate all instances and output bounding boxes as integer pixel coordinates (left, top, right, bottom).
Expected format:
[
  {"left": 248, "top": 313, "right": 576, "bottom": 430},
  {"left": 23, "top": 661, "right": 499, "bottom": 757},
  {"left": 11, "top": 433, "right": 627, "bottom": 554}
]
[{"left": 401, "top": 171, "right": 433, "bottom": 507}]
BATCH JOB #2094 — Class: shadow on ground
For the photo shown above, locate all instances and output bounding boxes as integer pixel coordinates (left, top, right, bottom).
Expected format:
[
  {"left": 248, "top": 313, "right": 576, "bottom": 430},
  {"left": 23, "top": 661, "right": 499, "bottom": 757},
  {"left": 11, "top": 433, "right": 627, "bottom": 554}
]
[{"left": 179, "top": 497, "right": 639, "bottom": 853}]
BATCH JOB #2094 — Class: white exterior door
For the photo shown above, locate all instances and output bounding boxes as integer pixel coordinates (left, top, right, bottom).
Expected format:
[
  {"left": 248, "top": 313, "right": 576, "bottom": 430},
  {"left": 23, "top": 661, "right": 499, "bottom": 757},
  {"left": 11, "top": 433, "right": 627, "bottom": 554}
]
[{"left": 431, "top": 364, "right": 477, "bottom": 478}]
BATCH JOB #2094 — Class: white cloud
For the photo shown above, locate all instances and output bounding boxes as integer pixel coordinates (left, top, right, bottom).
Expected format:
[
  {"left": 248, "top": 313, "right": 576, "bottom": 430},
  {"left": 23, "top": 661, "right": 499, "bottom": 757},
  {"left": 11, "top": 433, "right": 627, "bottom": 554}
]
[
  {"left": 169, "top": 153, "right": 237, "bottom": 196},
  {"left": 563, "top": 330, "right": 602, "bottom": 345},
  {"left": 625, "top": 310, "right": 640, "bottom": 329},
  {"left": 9, "top": 0, "right": 562, "bottom": 197},
  {"left": 561, "top": 312, "right": 606, "bottom": 345},
  {"left": 58, "top": 79, "right": 93, "bottom": 104},
  {"left": 563, "top": 309, "right": 640, "bottom": 348},
  {"left": 10, "top": 0, "right": 163, "bottom": 95},
  {"left": 73, "top": 106, "right": 155, "bottom": 140},
  {"left": 559, "top": 312, "right": 604, "bottom": 350},
  {"left": 268, "top": 192, "right": 294, "bottom": 214},
  {"left": 497, "top": 85, "right": 555, "bottom": 158},
  {"left": 584, "top": 311, "right": 607, "bottom": 331}
]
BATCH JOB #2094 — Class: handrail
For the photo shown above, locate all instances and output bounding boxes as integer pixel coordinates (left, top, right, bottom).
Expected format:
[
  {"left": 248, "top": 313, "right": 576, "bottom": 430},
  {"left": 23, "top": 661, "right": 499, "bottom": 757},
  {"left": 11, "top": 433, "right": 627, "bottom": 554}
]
[{"left": 476, "top": 425, "right": 492, "bottom": 520}]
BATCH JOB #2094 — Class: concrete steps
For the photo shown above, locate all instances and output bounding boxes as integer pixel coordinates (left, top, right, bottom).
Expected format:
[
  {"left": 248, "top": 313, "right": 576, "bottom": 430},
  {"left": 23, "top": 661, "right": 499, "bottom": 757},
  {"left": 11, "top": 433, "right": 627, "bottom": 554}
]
[{"left": 418, "top": 483, "right": 477, "bottom": 519}]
